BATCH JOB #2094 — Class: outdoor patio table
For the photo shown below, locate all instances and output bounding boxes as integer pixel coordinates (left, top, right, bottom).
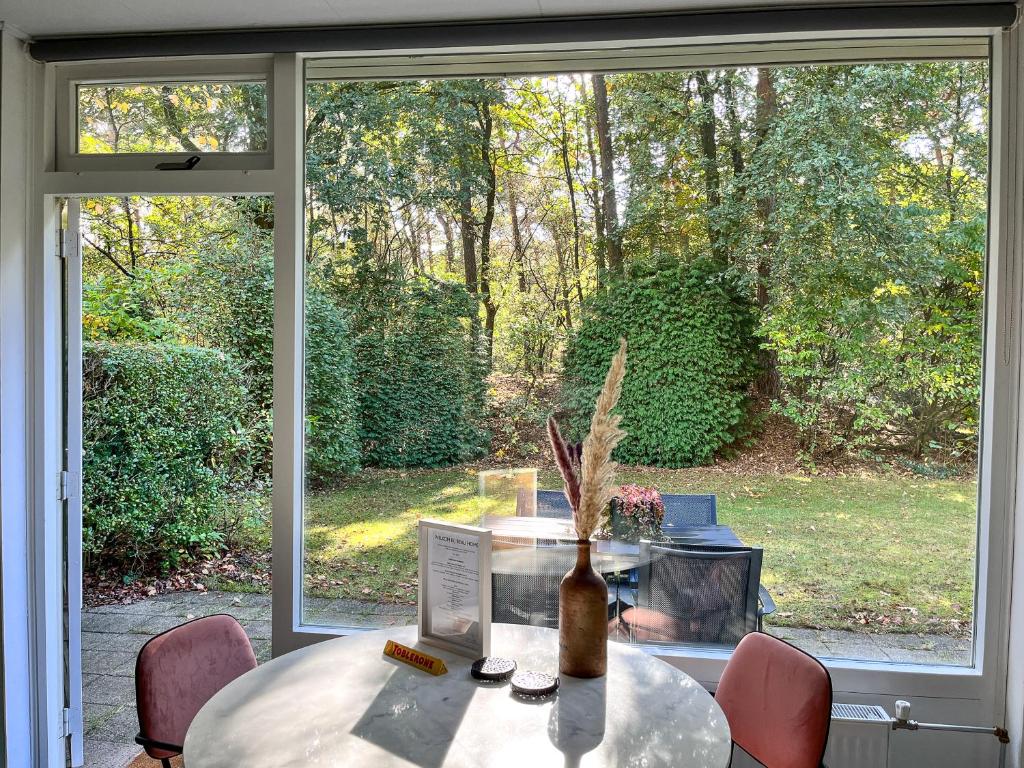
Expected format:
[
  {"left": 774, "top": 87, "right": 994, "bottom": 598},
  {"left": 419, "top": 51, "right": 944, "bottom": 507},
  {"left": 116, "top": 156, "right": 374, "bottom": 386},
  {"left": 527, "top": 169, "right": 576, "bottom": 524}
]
[
  {"left": 486, "top": 517, "right": 745, "bottom": 575},
  {"left": 183, "top": 623, "right": 732, "bottom": 768}
]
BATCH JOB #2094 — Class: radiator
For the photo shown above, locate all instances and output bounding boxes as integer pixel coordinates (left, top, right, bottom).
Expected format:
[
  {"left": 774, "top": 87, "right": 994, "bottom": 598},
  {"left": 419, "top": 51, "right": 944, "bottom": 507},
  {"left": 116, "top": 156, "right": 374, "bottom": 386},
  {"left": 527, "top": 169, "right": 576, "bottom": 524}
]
[{"left": 824, "top": 703, "right": 893, "bottom": 768}]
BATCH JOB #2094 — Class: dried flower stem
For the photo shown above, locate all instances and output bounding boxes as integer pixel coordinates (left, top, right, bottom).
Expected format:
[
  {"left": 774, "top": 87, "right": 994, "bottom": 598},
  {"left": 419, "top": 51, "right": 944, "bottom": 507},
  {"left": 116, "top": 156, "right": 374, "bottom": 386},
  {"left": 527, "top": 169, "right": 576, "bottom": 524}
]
[
  {"left": 575, "top": 339, "right": 628, "bottom": 540},
  {"left": 547, "top": 416, "right": 581, "bottom": 513}
]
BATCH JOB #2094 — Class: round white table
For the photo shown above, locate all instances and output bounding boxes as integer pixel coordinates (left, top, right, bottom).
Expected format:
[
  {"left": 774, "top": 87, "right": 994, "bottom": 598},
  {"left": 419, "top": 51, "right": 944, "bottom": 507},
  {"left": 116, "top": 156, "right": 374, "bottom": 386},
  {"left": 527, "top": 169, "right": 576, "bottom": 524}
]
[{"left": 183, "top": 624, "right": 732, "bottom": 768}]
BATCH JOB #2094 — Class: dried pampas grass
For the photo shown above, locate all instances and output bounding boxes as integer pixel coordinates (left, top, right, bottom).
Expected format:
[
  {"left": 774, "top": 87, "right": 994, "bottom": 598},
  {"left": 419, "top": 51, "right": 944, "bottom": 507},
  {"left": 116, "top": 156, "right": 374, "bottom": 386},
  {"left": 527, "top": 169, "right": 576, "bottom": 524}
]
[{"left": 547, "top": 339, "right": 628, "bottom": 541}]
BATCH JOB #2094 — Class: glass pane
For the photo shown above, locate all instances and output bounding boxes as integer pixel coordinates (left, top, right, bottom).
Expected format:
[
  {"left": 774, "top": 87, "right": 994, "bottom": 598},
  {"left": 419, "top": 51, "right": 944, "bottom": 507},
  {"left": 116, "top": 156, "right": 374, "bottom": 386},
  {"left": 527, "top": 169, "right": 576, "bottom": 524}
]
[
  {"left": 77, "top": 81, "right": 268, "bottom": 153},
  {"left": 78, "top": 195, "right": 274, "bottom": 766},
  {"left": 302, "top": 60, "right": 986, "bottom": 667}
]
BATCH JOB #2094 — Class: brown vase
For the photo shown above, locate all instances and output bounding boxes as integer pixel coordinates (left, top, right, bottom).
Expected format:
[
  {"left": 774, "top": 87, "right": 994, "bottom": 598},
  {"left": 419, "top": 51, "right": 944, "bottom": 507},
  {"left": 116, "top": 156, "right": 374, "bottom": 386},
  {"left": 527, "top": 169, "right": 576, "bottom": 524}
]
[{"left": 558, "top": 539, "right": 608, "bottom": 678}]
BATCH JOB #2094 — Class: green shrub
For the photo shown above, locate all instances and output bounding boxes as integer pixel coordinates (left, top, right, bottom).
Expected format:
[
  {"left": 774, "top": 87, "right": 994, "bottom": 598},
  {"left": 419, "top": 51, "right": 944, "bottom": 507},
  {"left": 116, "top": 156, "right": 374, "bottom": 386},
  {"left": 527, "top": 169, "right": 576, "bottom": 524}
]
[
  {"left": 82, "top": 342, "right": 253, "bottom": 572},
  {"left": 338, "top": 266, "right": 489, "bottom": 467},
  {"left": 191, "top": 248, "right": 362, "bottom": 483},
  {"left": 561, "top": 258, "right": 758, "bottom": 467}
]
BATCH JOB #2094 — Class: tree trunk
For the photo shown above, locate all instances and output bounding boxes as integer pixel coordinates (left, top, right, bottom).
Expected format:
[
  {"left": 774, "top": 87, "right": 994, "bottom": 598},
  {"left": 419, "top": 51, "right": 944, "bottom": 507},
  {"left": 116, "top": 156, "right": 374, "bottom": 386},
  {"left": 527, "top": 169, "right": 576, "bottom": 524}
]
[
  {"left": 592, "top": 74, "right": 623, "bottom": 275},
  {"left": 440, "top": 215, "right": 457, "bottom": 273},
  {"left": 477, "top": 99, "right": 498, "bottom": 365},
  {"left": 558, "top": 113, "right": 584, "bottom": 307},
  {"left": 694, "top": 71, "right": 725, "bottom": 263},
  {"left": 508, "top": 183, "right": 528, "bottom": 294},
  {"left": 459, "top": 178, "right": 478, "bottom": 295},
  {"left": 583, "top": 94, "right": 607, "bottom": 286},
  {"left": 753, "top": 67, "right": 781, "bottom": 400}
]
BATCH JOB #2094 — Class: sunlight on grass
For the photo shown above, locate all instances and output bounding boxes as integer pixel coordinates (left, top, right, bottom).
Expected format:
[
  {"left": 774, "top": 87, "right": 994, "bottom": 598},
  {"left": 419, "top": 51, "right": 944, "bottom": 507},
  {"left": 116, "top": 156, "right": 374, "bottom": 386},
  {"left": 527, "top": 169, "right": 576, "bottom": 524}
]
[{"left": 299, "top": 467, "right": 977, "bottom": 635}]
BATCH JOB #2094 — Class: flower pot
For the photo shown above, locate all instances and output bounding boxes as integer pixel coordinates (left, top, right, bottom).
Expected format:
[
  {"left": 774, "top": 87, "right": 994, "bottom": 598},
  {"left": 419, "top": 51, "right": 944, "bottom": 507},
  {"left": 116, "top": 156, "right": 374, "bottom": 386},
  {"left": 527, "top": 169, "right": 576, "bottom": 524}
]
[{"left": 558, "top": 540, "right": 608, "bottom": 678}]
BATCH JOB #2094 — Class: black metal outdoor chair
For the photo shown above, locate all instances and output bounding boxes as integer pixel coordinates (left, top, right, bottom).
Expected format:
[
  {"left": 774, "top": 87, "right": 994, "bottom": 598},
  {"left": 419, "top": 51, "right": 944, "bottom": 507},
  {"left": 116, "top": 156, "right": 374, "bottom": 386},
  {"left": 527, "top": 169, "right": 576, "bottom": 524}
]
[
  {"left": 661, "top": 493, "right": 718, "bottom": 530},
  {"left": 613, "top": 541, "right": 774, "bottom": 645},
  {"left": 535, "top": 489, "right": 573, "bottom": 519},
  {"left": 491, "top": 543, "right": 577, "bottom": 628}
]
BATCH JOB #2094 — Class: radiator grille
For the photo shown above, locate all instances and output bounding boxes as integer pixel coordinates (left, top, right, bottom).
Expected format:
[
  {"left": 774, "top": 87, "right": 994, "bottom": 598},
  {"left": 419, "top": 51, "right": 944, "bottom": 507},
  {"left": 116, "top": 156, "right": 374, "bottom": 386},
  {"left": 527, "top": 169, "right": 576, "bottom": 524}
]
[{"left": 832, "top": 703, "right": 891, "bottom": 722}]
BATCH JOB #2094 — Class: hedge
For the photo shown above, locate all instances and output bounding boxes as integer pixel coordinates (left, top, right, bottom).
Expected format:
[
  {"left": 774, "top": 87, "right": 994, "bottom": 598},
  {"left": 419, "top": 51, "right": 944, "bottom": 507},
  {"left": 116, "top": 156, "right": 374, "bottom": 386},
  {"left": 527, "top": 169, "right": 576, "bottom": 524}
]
[
  {"left": 194, "top": 249, "right": 362, "bottom": 483},
  {"left": 342, "top": 272, "right": 489, "bottom": 468},
  {"left": 82, "top": 342, "right": 254, "bottom": 572},
  {"left": 561, "top": 258, "right": 758, "bottom": 467}
]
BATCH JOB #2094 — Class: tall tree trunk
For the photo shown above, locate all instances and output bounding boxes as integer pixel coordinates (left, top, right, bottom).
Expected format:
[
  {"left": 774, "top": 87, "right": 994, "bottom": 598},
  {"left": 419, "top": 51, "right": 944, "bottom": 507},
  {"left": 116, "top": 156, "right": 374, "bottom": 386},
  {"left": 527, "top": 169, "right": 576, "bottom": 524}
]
[
  {"left": 592, "top": 74, "right": 623, "bottom": 275},
  {"left": 694, "top": 71, "right": 725, "bottom": 263},
  {"left": 753, "top": 67, "right": 781, "bottom": 400},
  {"left": 458, "top": 177, "right": 478, "bottom": 295},
  {"left": 508, "top": 183, "right": 528, "bottom": 294},
  {"left": 583, "top": 94, "right": 607, "bottom": 285},
  {"left": 477, "top": 99, "right": 498, "bottom": 365},
  {"left": 558, "top": 113, "right": 584, "bottom": 307},
  {"left": 553, "top": 230, "right": 573, "bottom": 331},
  {"left": 722, "top": 74, "right": 746, "bottom": 178},
  {"left": 440, "top": 215, "right": 457, "bottom": 273}
]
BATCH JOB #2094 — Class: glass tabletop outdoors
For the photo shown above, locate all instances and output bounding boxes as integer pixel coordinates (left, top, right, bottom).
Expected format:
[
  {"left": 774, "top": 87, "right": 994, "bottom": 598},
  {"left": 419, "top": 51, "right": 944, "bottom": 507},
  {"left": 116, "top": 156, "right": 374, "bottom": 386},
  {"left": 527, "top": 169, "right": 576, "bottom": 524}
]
[{"left": 483, "top": 514, "right": 745, "bottom": 574}]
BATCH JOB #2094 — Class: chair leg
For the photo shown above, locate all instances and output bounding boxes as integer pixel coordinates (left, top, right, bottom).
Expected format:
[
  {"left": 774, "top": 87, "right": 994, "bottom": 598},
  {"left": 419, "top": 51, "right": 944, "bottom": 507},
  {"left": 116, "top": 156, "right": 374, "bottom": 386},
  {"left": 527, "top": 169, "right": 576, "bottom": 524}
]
[{"left": 161, "top": 759, "right": 173, "bottom": 768}]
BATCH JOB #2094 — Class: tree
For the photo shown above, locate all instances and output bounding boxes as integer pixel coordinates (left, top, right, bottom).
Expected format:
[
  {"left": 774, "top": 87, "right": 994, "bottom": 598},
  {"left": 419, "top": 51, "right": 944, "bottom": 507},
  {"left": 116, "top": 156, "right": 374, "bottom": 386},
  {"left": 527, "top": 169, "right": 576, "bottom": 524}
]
[{"left": 592, "top": 74, "right": 623, "bottom": 275}]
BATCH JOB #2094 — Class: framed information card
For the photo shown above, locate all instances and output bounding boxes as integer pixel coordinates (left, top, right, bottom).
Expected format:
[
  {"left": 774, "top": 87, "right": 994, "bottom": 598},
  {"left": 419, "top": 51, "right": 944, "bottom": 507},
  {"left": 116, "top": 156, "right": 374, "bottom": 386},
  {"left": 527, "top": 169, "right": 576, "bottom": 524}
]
[{"left": 417, "top": 520, "right": 492, "bottom": 658}]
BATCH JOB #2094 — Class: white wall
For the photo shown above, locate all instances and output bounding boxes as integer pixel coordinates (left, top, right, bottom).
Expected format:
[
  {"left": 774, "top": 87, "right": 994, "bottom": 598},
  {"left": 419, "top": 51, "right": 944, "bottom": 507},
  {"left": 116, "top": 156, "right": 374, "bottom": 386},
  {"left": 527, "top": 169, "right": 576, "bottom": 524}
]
[{"left": 0, "top": 24, "right": 40, "bottom": 768}]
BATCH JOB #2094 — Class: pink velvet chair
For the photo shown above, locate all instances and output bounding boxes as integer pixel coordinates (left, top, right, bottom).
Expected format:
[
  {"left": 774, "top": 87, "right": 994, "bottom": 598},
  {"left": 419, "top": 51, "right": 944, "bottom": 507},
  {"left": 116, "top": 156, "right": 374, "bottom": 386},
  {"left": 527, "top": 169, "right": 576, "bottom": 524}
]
[
  {"left": 135, "top": 614, "right": 257, "bottom": 767},
  {"left": 715, "top": 632, "right": 833, "bottom": 768}
]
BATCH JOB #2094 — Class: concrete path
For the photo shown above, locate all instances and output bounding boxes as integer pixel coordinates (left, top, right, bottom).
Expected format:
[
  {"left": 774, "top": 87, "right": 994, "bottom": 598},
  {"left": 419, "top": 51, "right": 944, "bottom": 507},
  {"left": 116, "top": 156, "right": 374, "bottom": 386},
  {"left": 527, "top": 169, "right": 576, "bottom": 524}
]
[{"left": 81, "top": 590, "right": 970, "bottom": 768}]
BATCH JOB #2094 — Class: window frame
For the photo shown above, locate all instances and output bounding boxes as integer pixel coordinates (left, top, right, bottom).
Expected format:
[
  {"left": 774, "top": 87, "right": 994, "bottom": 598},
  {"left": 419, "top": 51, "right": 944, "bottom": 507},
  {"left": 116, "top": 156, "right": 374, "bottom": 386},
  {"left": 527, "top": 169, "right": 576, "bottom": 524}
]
[
  {"left": 32, "top": 33, "right": 1020, "bottom": 756},
  {"left": 54, "top": 56, "right": 274, "bottom": 172}
]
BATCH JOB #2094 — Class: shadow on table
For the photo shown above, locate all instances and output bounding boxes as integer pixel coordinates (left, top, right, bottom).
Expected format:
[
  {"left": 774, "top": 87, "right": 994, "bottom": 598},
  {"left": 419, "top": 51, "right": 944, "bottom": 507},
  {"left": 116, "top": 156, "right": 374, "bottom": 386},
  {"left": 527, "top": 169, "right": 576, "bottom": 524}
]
[
  {"left": 350, "top": 651, "right": 476, "bottom": 768},
  {"left": 547, "top": 674, "right": 606, "bottom": 768}
]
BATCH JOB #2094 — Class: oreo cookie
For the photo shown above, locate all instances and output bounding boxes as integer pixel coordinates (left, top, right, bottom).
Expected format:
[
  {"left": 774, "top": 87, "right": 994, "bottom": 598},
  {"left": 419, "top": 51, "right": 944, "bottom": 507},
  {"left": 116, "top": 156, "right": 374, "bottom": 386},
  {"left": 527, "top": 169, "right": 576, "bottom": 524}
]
[
  {"left": 510, "top": 670, "right": 559, "bottom": 698},
  {"left": 471, "top": 656, "right": 517, "bottom": 682}
]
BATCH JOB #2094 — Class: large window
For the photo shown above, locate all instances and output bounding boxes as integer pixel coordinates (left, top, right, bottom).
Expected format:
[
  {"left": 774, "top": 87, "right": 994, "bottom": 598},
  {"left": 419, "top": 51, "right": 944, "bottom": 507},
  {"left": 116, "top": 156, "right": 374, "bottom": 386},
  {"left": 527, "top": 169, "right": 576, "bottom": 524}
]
[{"left": 300, "top": 55, "right": 989, "bottom": 667}]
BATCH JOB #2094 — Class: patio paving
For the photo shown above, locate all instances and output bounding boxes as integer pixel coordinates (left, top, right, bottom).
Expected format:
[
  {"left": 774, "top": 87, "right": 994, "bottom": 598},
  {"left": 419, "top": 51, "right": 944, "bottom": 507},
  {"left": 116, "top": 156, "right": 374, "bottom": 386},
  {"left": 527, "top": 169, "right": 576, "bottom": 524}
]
[{"left": 82, "top": 589, "right": 971, "bottom": 768}]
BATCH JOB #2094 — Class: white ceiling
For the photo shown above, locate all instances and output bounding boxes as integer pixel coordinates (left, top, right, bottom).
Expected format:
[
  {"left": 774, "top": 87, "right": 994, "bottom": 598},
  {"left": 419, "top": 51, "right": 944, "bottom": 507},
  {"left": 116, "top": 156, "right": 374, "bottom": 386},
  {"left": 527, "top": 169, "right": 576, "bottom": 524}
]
[{"left": 1, "top": 0, "right": 894, "bottom": 39}]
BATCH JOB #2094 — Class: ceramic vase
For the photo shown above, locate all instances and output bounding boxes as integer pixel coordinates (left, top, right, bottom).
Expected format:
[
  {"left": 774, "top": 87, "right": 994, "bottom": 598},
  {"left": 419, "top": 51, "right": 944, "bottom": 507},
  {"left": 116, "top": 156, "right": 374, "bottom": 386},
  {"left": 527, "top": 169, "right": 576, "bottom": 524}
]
[{"left": 558, "top": 540, "right": 608, "bottom": 678}]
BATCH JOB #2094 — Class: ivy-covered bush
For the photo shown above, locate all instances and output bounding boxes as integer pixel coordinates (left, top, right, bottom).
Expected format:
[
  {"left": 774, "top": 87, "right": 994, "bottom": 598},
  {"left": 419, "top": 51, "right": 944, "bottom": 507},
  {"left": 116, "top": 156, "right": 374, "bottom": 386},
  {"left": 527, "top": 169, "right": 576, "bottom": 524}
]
[
  {"left": 82, "top": 342, "right": 253, "bottom": 572},
  {"left": 561, "top": 258, "right": 758, "bottom": 467},
  {"left": 338, "top": 264, "right": 489, "bottom": 467},
  {"left": 191, "top": 248, "right": 362, "bottom": 483}
]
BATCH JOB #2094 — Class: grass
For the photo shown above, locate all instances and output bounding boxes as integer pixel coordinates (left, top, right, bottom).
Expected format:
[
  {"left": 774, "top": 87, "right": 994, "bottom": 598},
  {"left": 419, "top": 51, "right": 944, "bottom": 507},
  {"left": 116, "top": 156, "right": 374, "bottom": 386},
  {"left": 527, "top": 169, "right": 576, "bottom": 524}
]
[{"left": 300, "top": 465, "right": 976, "bottom": 636}]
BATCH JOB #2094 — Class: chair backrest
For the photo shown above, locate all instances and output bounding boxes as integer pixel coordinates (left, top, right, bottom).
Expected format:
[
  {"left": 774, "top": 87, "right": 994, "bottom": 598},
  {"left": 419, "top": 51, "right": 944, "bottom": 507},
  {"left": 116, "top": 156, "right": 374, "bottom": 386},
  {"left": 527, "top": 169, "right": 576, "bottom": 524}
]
[
  {"left": 715, "top": 632, "right": 833, "bottom": 768},
  {"left": 536, "top": 490, "right": 574, "bottom": 519},
  {"left": 492, "top": 544, "right": 576, "bottom": 628},
  {"left": 637, "top": 542, "right": 761, "bottom": 645},
  {"left": 135, "top": 614, "right": 257, "bottom": 758},
  {"left": 660, "top": 493, "right": 717, "bottom": 529}
]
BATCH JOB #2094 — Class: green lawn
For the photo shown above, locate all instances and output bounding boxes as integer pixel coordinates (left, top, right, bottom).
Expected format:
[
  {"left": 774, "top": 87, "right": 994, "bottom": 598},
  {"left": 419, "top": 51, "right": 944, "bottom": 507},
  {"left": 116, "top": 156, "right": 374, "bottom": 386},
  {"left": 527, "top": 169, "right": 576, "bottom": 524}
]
[{"left": 301, "top": 466, "right": 976, "bottom": 635}]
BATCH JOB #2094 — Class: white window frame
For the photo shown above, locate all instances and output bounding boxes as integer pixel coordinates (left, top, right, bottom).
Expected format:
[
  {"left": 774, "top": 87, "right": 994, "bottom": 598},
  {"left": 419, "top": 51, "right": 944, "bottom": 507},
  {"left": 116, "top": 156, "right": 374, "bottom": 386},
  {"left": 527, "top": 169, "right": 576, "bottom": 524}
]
[
  {"left": 30, "top": 27, "right": 1023, "bottom": 767},
  {"left": 54, "top": 55, "right": 274, "bottom": 172}
]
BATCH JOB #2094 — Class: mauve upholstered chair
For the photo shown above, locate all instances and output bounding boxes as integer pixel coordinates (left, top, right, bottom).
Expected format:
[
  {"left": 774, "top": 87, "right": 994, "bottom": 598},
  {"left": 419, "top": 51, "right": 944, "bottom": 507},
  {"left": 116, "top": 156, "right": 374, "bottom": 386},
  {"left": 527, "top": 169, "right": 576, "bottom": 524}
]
[
  {"left": 135, "top": 614, "right": 257, "bottom": 767},
  {"left": 715, "top": 632, "right": 833, "bottom": 768}
]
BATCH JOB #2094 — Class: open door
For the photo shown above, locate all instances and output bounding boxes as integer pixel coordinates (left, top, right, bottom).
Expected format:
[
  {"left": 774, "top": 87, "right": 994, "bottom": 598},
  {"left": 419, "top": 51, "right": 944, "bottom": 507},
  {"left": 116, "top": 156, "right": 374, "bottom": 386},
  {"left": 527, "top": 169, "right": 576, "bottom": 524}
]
[{"left": 62, "top": 197, "right": 85, "bottom": 766}]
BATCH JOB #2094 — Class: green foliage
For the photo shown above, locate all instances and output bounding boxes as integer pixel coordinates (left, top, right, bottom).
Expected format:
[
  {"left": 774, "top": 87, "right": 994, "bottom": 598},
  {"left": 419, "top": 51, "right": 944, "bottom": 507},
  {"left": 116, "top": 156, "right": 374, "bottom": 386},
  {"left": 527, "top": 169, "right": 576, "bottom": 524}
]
[
  {"left": 333, "top": 258, "right": 490, "bottom": 468},
  {"left": 726, "top": 64, "right": 987, "bottom": 458},
  {"left": 561, "top": 258, "right": 758, "bottom": 467},
  {"left": 82, "top": 342, "right": 254, "bottom": 572},
  {"left": 192, "top": 243, "right": 363, "bottom": 484}
]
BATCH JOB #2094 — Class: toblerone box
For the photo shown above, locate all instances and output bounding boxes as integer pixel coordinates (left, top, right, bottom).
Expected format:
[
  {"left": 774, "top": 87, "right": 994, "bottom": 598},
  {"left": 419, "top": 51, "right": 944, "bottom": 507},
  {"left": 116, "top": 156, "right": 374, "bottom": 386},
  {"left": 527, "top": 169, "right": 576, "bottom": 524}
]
[{"left": 383, "top": 639, "right": 448, "bottom": 676}]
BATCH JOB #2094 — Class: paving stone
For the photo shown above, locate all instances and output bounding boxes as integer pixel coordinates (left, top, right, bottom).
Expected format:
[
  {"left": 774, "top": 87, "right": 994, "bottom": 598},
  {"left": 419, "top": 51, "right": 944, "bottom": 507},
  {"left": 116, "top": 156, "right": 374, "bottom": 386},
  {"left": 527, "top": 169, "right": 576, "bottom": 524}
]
[
  {"left": 128, "top": 614, "right": 190, "bottom": 636},
  {"left": 83, "top": 631, "right": 150, "bottom": 654},
  {"left": 83, "top": 739, "right": 140, "bottom": 768},
  {"left": 241, "top": 619, "right": 272, "bottom": 640},
  {"left": 252, "top": 639, "right": 272, "bottom": 664},
  {"left": 83, "top": 675, "right": 136, "bottom": 707},
  {"left": 88, "top": 704, "right": 140, "bottom": 744},
  {"left": 82, "top": 650, "right": 136, "bottom": 676},
  {"left": 82, "top": 612, "right": 149, "bottom": 634},
  {"left": 84, "top": 703, "right": 120, "bottom": 735}
]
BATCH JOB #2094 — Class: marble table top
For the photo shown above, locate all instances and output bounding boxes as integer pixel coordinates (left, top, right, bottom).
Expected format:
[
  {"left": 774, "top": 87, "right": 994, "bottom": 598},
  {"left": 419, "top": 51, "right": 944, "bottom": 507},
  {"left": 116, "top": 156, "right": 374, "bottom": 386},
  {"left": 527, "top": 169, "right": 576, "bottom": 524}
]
[{"left": 183, "top": 624, "right": 732, "bottom": 768}]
